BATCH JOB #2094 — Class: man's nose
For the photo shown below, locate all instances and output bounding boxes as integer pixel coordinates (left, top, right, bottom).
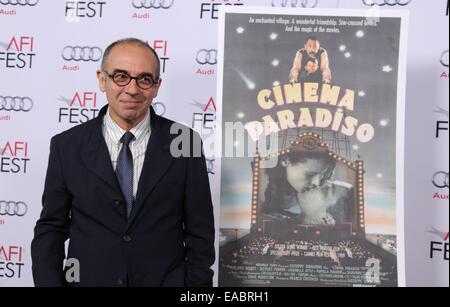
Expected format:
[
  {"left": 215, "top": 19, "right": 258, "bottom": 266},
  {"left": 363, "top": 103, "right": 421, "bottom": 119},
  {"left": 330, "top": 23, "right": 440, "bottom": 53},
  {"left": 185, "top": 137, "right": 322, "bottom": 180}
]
[
  {"left": 125, "top": 79, "right": 140, "bottom": 96},
  {"left": 310, "top": 175, "right": 321, "bottom": 187}
]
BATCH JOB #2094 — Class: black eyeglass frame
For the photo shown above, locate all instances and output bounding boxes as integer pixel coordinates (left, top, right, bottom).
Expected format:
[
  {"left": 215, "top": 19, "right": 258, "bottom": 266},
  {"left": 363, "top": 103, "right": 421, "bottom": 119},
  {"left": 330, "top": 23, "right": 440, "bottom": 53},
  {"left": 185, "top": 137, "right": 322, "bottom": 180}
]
[{"left": 102, "top": 70, "right": 160, "bottom": 90}]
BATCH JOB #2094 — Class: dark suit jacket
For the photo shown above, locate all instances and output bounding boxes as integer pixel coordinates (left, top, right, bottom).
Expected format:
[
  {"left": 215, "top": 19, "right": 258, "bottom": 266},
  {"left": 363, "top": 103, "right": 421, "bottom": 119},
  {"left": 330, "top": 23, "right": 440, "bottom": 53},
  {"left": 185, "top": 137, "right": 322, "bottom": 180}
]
[{"left": 31, "top": 105, "right": 215, "bottom": 287}]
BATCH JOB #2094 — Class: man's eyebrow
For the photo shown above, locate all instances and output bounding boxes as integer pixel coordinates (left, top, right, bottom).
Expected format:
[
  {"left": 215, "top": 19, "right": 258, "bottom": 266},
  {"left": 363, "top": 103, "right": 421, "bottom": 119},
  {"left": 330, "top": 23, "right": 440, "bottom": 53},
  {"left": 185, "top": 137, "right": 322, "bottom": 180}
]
[
  {"left": 111, "top": 69, "right": 154, "bottom": 77},
  {"left": 138, "top": 72, "right": 155, "bottom": 77},
  {"left": 111, "top": 69, "right": 129, "bottom": 74}
]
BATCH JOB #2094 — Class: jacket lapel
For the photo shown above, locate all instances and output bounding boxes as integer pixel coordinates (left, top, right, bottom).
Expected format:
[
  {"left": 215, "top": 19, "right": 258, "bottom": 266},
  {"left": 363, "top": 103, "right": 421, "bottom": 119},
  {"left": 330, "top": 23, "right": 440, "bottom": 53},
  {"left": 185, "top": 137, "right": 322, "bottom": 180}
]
[
  {"left": 81, "top": 105, "right": 121, "bottom": 193},
  {"left": 127, "top": 107, "right": 174, "bottom": 228}
]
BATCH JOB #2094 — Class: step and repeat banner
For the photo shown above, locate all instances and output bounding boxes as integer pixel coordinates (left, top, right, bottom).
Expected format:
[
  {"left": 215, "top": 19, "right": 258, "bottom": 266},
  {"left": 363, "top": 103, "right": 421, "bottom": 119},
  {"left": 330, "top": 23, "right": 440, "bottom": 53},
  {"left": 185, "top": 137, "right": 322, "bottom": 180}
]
[{"left": 0, "top": 0, "right": 448, "bottom": 287}]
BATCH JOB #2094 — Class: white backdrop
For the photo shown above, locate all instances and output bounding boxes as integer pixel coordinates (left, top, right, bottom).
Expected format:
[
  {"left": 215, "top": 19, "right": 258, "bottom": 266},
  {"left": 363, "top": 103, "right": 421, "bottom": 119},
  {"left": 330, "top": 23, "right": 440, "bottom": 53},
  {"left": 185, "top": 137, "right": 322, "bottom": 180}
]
[{"left": 0, "top": 0, "right": 448, "bottom": 287}]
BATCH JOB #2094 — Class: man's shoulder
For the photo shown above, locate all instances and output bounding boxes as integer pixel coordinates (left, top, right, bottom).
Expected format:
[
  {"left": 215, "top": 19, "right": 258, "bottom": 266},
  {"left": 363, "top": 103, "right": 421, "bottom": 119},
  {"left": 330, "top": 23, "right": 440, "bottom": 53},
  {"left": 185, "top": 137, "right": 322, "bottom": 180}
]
[
  {"left": 156, "top": 113, "right": 177, "bottom": 129},
  {"left": 51, "top": 117, "right": 98, "bottom": 144}
]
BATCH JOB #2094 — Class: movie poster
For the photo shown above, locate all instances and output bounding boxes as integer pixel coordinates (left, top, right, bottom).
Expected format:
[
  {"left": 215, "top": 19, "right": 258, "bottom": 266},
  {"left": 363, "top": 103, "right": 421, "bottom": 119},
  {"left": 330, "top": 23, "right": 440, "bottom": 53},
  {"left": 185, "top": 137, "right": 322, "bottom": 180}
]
[{"left": 217, "top": 7, "right": 408, "bottom": 287}]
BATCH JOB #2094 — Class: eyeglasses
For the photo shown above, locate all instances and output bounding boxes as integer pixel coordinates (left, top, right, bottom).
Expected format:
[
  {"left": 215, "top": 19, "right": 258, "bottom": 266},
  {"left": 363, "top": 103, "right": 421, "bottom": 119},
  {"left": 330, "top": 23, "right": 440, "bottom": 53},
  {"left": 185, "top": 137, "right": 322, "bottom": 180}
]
[{"left": 103, "top": 70, "right": 160, "bottom": 90}]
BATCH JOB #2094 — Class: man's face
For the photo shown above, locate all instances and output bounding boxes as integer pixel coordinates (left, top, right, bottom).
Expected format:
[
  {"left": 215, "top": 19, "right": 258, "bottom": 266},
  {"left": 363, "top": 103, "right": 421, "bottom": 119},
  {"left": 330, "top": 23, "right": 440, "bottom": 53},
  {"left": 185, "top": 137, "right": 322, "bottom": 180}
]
[
  {"left": 285, "top": 158, "right": 329, "bottom": 193},
  {"left": 305, "top": 39, "right": 320, "bottom": 56},
  {"left": 305, "top": 61, "right": 319, "bottom": 74},
  {"left": 97, "top": 44, "right": 160, "bottom": 129}
]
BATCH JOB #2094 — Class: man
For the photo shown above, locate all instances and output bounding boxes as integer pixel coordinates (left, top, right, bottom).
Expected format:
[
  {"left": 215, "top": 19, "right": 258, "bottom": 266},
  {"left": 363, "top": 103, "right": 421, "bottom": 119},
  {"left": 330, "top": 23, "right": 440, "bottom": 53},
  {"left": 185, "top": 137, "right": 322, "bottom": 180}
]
[
  {"left": 31, "top": 38, "right": 215, "bottom": 287},
  {"left": 289, "top": 37, "right": 332, "bottom": 84}
]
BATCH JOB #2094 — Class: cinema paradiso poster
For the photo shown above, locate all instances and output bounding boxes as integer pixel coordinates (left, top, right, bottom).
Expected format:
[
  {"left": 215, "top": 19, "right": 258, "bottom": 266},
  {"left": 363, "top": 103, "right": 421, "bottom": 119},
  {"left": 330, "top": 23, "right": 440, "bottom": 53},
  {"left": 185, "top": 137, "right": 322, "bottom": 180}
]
[{"left": 216, "top": 7, "right": 408, "bottom": 287}]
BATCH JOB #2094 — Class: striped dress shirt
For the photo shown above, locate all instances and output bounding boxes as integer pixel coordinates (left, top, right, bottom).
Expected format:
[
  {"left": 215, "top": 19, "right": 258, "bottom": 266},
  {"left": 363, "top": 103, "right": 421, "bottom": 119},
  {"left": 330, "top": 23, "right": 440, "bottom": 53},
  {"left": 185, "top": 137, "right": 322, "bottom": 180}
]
[{"left": 102, "top": 108, "right": 151, "bottom": 200}]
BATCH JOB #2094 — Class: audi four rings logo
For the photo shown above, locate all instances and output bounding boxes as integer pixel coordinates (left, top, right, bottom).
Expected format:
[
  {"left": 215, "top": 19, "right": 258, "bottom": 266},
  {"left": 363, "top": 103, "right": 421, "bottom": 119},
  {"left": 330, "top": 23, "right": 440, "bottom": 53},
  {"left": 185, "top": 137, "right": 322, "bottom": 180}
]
[
  {"left": 441, "top": 50, "right": 449, "bottom": 67},
  {"left": 272, "top": 0, "right": 318, "bottom": 8},
  {"left": 196, "top": 49, "right": 217, "bottom": 65},
  {"left": 152, "top": 102, "right": 166, "bottom": 116},
  {"left": 0, "top": 201, "right": 28, "bottom": 217},
  {"left": 62, "top": 46, "right": 103, "bottom": 62},
  {"left": 433, "top": 171, "right": 449, "bottom": 189},
  {"left": 132, "top": 0, "right": 174, "bottom": 9},
  {"left": 0, "top": 0, "right": 39, "bottom": 6},
  {"left": 362, "top": 0, "right": 411, "bottom": 6},
  {"left": 0, "top": 96, "right": 33, "bottom": 112}
]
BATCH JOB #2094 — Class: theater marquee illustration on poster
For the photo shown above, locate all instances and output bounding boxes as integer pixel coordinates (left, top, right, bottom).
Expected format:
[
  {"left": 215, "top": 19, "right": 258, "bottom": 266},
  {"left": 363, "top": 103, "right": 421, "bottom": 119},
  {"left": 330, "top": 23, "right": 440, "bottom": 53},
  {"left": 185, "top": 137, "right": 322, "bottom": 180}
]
[{"left": 216, "top": 7, "right": 408, "bottom": 287}]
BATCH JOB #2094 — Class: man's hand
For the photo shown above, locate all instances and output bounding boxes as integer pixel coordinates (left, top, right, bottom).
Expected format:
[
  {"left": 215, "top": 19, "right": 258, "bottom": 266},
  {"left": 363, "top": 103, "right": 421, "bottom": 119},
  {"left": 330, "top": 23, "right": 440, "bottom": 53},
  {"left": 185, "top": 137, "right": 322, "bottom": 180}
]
[
  {"left": 289, "top": 71, "right": 298, "bottom": 84},
  {"left": 322, "top": 72, "right": 331, "bottom": 84}
]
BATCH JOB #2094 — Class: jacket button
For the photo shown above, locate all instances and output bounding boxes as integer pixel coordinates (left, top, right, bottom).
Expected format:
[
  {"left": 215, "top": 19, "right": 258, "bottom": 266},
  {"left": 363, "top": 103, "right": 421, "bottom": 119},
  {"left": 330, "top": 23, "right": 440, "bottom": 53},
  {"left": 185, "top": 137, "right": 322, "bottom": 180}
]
[
  {"left": 123, "top": 235, "right": 132, "bottom": 242},
  {"left": 117, "top": 278, "right": 125, "bottom": 286},
  {"left": 114, "top": 200, "right": 122, "bottom": 206}
]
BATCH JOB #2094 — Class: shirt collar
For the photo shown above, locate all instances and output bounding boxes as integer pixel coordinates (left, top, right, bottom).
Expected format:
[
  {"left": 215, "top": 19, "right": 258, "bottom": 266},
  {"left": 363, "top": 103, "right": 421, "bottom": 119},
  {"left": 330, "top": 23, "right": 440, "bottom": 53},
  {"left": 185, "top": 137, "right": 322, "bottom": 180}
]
[{"left": 104, "top": 106, "right": 151, "bottom": 145}]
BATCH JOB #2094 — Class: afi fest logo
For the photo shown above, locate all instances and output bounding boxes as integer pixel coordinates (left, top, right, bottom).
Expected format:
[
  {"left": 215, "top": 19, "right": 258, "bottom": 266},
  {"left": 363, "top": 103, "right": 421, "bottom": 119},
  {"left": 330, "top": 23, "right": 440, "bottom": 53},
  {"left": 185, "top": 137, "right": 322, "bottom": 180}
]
[
  {"left": 435, "top": 107, "right": 449, "bottom": 139},
  {"left": 191, "top": 97, "right": 216, "bottom": 135},
  {"left": 196, "top": 49, "right": 217, "bottom": 76},
  {"left": 428, "top": 228, "right": 449, "bottom": 261},
  {"left": 271, "top": 0, "right": 319, "bottom": 8},
  {"left": 191, "top": 97, "right": 217, "bottom": 157},
  {"left": 58, "top": 91, "right": 101, "bottom": 125},
  {"left": 65, "top": 1, "right": 106, "bottom": 21},
  {"left": 147, "top": 40, "right": 169, "bottom": 74},
  {"left": 200, "top": 0, "right": 243, "bottom": 20},
  {"left": 0, "top": 245, "right": 25, "bottom": 279},
  {"left": 0, "top": 141, "right": 30, "bottom": 174},
  {"left": 0, "top": 36, "right": 35, "bottom": 69},
  {"left": 440, "top": 50, "right": 449, "bottom": 79}
]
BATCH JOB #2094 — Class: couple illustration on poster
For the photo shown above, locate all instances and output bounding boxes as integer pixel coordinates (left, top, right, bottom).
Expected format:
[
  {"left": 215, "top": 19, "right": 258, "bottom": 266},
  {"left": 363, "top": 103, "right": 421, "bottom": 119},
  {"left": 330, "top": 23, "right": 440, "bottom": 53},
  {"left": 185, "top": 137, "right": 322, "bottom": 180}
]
[
  {"left": 263, "top": 149, "right": 353, "bottom": 227},
  {"left": 260, "top": 37, "right": 353, "bottom": 227}
]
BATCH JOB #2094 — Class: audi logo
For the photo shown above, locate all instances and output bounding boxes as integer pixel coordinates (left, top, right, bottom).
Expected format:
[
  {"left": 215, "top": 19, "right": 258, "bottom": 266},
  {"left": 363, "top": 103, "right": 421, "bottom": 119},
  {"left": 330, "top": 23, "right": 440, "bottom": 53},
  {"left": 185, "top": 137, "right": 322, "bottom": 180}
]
[
  {"left": 441, "top": 50, "right": 449, "bottom": 67},
  {"left": 62, "top": 46, "right": 103, "bottom": 62},
  {"left": 0, "top": 201, "right": 28, "bottom": 217},
  {"left": 0, "top": 0, "right": 39, "bottom": 6},
  {"left": 131, "top": 0, "right": 174, "bottom": 9},
  {"left": 152, "top": 102, "right": 166, "bottom": 116},
  {"left": 271, "top": 0, "right": 318, "bottom": 8},
  {"left": 362, "top": 0, "right": 411, "bottom": 6},
  {"left": 196, "top": 49, "right": 217, "bottom": 65},
  {"left": 433, "top": 171, "right": 449, "bottom": 189},
  {"left": 0, "top": 96, "right": 33, "bottom": 112}
]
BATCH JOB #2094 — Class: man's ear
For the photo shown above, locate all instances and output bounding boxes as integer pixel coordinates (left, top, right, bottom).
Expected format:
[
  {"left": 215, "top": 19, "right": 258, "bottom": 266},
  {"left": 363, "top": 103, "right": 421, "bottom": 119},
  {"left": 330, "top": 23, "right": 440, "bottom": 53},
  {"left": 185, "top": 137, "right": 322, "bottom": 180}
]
[
  {"left": 151, "top": 78, "right": 162, "bottom": 98},
  {"left": 96, "top": 70, "right": 106, "bottom": 92}
]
